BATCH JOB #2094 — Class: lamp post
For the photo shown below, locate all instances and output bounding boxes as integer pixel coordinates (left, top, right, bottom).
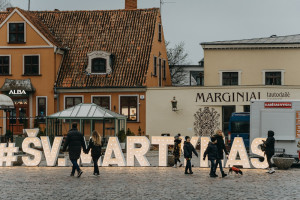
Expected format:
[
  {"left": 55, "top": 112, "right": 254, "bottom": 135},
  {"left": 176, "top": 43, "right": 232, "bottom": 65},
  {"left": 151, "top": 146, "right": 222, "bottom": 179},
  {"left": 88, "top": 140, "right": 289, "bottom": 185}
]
[{"left": 171, "top": 96, "right": 177, "bottom": 111}]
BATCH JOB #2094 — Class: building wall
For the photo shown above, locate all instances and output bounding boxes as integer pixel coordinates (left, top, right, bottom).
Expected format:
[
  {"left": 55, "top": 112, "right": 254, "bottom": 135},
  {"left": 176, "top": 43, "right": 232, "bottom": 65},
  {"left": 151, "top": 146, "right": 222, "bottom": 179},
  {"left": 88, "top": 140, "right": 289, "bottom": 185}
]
[{"left": 204, "top": 48, "right": 300, "bottom": 86}]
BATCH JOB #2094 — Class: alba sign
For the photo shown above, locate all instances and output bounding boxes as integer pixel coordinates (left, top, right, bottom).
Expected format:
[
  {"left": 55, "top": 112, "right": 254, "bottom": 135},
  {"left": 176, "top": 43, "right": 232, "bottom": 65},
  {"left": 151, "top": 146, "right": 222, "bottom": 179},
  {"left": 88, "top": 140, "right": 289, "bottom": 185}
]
[
  {"left": 0, "top": 129, "right": 268, "bottom": 169},
  {"left": 9, "top": 90, "right": 26, "bottom": 95}
]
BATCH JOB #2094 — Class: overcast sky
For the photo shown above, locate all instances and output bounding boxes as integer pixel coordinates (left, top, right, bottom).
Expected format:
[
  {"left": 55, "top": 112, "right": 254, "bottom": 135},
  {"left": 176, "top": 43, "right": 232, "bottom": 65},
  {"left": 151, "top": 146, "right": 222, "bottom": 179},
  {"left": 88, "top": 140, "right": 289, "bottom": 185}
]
[{"left": 9, "top": 0, "right": 300, "bottom": 64}]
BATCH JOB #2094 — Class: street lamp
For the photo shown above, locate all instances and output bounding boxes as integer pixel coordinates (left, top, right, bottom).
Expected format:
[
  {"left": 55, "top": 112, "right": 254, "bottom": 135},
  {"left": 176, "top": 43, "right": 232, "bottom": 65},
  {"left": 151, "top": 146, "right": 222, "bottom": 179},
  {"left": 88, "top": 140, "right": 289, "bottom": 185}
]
[{"left": 171, "top": 96, "right": 177, "bottom": 111}]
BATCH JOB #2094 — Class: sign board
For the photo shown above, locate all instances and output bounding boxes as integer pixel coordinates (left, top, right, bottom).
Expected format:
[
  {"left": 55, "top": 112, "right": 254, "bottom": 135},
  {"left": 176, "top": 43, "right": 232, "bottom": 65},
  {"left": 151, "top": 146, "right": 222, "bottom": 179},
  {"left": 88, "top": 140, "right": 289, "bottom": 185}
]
[
  {"left": 264, "top": 102, "right": 292, "bottom": 109},
  {"left": 296, "top": 111, "right": 300, "bottom": 138}
]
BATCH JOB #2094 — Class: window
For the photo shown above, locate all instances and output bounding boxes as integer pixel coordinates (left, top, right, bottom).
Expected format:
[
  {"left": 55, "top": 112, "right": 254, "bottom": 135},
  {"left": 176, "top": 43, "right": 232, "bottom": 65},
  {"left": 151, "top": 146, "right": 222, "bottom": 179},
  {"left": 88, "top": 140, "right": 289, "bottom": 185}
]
[
  {"left": 153, "top": 56, "right": 157, "bottom": 76},
  {"left": 222, "top": 105, "right": 236, "bottom": 137},
  {"left": 158, "top": 24, "right": 162, "bottom": 42},
  {"left": 222, "top": 72, "right": 238, "bottom": 86},
  {"left": 159, "top": 58, "right": 162, "bottom": 87},
  {"left": 163, "top": 60, "right": 166, "bottom": 80},
  {"left": 190, "top": 71, "right": 204, "bottom": 86},
  {"left": 24, "top": 55, "right": 39, "bottom": 75},
  {"left": 9, "top": 23, "right": 25, "bottom": 43},
  {"left": 65, "top": 97, "right": 82, "bottom": 109},
  {"left": 120, "top": 96, "right": 138, "bottom": 121},
  {"left": 91, "top": 58, "right": 106, "bottom": 73},
  {"left": 244, "top": 105, "right": 250, "bottom": 112},
  {"left": 0, "top": 56, "right": 9, "bottom": 75},
  {"left": 92, "top": 96, "right": 110, "bottom": 110},
  {"left": 265, "top": 72, "right": 281, "bottom": 85},
  {"left": 37, "top": 97, "right": 47, "bottom": 123}
]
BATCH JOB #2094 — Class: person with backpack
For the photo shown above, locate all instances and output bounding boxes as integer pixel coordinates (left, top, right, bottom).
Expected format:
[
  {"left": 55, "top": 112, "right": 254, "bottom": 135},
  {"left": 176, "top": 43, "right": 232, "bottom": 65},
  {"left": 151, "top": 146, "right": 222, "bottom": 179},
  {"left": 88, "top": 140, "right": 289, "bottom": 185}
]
[
  {"left": 265, "top": 130, "right": 275, "bottom": 174},
  {"left": 183, "top": 136, "right": 198, "bottom": 174},
  {"left": 85, "top": 130, "right": 102, "bottom": 176},
  {"left": 173, "top": 134, "right": 182, "bottom": 168},
  {"left": 213, "top": 130, "right": 229, "bottom": 178},
  {"left": 203, "top": 137, "right": 218, "bottom": 178},
  {"left": 63, "top": 122, "right": 86, "bottom": 178}
]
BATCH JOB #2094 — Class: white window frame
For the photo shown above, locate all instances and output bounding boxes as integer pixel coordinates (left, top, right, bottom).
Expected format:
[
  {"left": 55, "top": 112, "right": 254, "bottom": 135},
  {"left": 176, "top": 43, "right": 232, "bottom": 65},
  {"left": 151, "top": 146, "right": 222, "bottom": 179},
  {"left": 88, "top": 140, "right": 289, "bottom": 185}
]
[
  {"left": 64, "top": 95, "right": 84, "bottom": 109},
  {"left": 36, "top": 96, "right": 47, "bottom": 118},
  {"left": 262, "top": 70, "right": 285, "bottom": 86},
  {"left": 119, "top": 95, "right": 139, "bottom": 122},
  {"left": 219, "top": 70, "right": 242, "bottom": 86},
  {"left": 23, "top": 54, "right": 40, "bottom": 75},
  {"left": 86, "top": 51, "right": 112, "bottom": 75},
  {"left": 7, "top": 21, "right": 26, "bottom": 43},
  {"left": 91, "top": 95, "right": 111, "bottom": 110},
  {"left": 0, "top": 54, "right": 11, "bottom": 75}
]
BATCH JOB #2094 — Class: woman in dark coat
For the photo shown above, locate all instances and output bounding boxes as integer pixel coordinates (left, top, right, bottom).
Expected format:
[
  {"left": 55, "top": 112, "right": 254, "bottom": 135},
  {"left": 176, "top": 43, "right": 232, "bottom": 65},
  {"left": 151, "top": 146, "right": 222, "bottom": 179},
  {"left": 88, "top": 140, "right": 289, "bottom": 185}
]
[
  {"left": 85, "top": 130, "right": 102, "bottom": 176},
  {"left": 63, "top": 123, "right": 86, "bottom": 177},
  {"left": 265, "top": 130, "right": 275, "bottom": 174},
  {"left": 214, "top": 130, "right": 229, "bottom": 178},
  {"left": 173, "top": 134, "right": 182, "bottom": 168}
]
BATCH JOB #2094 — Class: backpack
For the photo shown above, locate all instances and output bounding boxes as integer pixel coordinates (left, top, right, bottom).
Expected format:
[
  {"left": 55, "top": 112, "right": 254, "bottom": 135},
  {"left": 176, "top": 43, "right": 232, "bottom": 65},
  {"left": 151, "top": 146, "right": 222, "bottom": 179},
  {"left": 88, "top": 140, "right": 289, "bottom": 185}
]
[{"left": 259, "top": 141, "right": 267, "bottom": 152}]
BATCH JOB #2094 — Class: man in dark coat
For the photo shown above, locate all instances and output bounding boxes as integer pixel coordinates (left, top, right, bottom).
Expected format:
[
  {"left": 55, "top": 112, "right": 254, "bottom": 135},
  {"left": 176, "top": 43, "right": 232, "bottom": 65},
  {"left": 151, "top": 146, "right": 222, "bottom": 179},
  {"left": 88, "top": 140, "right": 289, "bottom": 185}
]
[
  {"left": 63, "top": 123, "right": 87, "bottom": 177},
  {"left": 265, "top": 130, "right": 275, "bottom": 174},
  {"left": 203, "top": 136, "right": 218, "bottom": 177},
  {"left": 214, "top": 130, "right": 229, "bottom": 178},
  {"left": 183, "top": 136, "right": 198, "bottom": 174}
]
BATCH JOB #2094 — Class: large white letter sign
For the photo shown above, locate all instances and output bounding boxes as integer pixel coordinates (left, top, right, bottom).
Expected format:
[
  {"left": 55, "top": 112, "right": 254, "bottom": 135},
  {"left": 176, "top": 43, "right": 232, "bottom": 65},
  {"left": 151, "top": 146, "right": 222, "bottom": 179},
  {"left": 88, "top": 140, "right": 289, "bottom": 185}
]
[
  {"left": 102, "top": 137, "right": 126, "bottom": 167},
  {"left": 127, "top": 136, "right": 150, "bottom": 166},
  {"left": 22, "top": 129, "right": 42, "bottom": 166},
  {"left": 180, "top": 136, "right": 199, "bottom": 166},
  {"left": 225, "top": 137, "right": 251, "bottom": 168},
  {"left": 200, "top": 137, "right": 210, "bottom": 168},
  {"left": 0, "top": 143, "right": 19, "bottom": 166},
  {"left": 152, "top": 136, "right": 173, "bottom": 166},
  {"left": 41, "top": 136, "right": 63, "bottom": 166},
  {"left": 250, "top": 138, "right": 268, "bottom": 169}
]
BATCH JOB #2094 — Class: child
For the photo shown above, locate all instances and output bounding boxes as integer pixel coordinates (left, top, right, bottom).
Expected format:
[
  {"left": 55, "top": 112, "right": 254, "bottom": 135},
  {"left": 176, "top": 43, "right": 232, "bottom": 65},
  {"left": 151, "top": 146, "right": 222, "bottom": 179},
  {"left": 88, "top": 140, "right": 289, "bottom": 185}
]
[
  {"left": 183, "top": 136, "right": 198, "bottom": 174},
  {"left": 173, "top": 134, "right": 182, "bottom": 168},
  {"left": 85, "top": 130, "right": 102, "bottom": 176},
  {"left": 203, "top": 136, "right": 218, "bottom": 178}
]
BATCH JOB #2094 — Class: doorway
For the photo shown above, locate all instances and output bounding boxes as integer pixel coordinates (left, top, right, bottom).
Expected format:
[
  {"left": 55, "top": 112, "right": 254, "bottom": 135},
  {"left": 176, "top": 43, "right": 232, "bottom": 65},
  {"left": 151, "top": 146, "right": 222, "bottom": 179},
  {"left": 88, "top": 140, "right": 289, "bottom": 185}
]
[{"left": 222, "top": 105, "right": 236, "bottom": 137}]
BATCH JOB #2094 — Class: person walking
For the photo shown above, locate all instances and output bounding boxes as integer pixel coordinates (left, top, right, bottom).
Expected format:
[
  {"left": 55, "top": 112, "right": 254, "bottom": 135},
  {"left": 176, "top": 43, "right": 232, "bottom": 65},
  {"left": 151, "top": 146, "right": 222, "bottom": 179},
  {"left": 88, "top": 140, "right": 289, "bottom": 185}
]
[
  {"left": 85, "top": 130, "right": 102, "bottom": 176},
  {"left": 203, "top": 137, "right": 218, "bottom": 178},
  {"left": 173, "top": 134, "right": 182, "bottom": 168},
  {"left": 265, "top": 130, "right": 275, "bottom": 174},
  {"left": 63, "top": 122, "right": 87, "bottom": 177},
  {"left": 183, "top": 136, "right": 198, "bottom": 174},
  {"left": 214, "top": 130, "right": 229, "bottom": 178}
]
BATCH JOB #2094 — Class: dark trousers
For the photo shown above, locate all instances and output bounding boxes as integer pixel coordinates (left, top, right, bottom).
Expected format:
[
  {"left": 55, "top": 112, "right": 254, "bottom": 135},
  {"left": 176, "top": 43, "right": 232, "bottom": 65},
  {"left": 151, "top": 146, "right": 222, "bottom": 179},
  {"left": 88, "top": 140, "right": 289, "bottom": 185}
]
[
  {"left": 70, "top": 159, "right": 80, "bottom": 174},
  {"left": 185, "top": 159, "right": 192, "bottom": 173},
  {"left": 216, "top": 159, "right": 223, "bottom": 172},
  {"left": 210, "top": 160, "right": 216, "bottom": 175},
  {"left": 174, "top": 157, "right": 181, "bottom": 165},
  {"left": 93, "top": 157, "right": 100, "bottom": 174},
  {"left": 266, "top": 154, "right": 273, "bottom": 168}
]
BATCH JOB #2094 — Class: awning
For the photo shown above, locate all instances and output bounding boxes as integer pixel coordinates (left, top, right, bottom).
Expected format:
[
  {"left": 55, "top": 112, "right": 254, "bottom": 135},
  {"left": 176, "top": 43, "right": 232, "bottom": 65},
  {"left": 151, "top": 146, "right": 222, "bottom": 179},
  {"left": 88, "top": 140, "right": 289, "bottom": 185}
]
[
  {"left": 0, "top": 78, "right": 36, "bottom": 92},
  {"left": 0, "top": 94, "right": 14, "bottom": 110}
]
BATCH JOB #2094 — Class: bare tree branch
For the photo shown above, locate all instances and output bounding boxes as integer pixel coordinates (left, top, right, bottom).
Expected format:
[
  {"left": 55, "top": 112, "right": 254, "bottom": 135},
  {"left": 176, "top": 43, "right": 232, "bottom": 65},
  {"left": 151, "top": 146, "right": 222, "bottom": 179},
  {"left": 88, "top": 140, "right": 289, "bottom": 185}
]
[{"left": 0, "top": 0, "right": 12, "bottom": 11}]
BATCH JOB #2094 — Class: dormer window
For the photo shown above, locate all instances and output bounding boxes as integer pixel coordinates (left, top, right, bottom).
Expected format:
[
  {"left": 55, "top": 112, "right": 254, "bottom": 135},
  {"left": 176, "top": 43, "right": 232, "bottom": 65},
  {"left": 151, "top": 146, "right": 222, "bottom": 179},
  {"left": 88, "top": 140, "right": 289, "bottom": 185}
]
[
  {"left": 8, "top": 22, "right": 25, "bottom": 43},
  {"left": 86, "top": 51, "right": 112, "bottom": 74}
]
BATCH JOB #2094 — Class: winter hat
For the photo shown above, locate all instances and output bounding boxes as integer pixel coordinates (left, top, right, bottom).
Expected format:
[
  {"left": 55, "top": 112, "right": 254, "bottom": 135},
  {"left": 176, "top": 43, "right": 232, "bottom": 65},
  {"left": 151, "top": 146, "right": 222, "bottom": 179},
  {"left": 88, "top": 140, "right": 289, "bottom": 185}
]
[
  {"left": 268, "top": 130, "right": 274, "bottom": 137},
  {"left": 185, "top": 136, "right": 190, "bottom": 140},
  {"left": 211, "top": 136, "right": 217, "bottom": 142}
]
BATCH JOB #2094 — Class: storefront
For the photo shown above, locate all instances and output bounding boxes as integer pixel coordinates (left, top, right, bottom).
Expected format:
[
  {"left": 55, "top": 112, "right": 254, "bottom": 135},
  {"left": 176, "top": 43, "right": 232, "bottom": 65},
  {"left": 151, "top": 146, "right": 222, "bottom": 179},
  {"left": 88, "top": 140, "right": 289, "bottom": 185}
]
[{"left": 146, "top": 86, "right": 300, "bottom": 138}]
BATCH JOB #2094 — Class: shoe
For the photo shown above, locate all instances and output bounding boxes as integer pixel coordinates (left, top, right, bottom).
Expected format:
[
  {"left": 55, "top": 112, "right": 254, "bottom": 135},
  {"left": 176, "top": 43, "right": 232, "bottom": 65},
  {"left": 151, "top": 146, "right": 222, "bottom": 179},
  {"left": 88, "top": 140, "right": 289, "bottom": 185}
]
[
  {"left": 266, "top": 168, "right": 270, "bottom": 173},
  {"left": 221, "top": 171, "right": 227, "bottom": 178},
  {"left": 179, "top": 164, "right": 183, "bottom": 167},
  {"left": 173, "top": 164, "right": 177, "bottom": 168},
  {"left": 214, "top": 173, "right": 218, "bottom": 177},
  {"left": 268, "top": 168, "right": 275, "bottom": 174},
  {"left": 185, "top": 172, "right": 190, "bottom": 174},
  {"left": 70, "top": 173, "right": 74, "bottom": 177},
  {"left": 77, "top": 170, "right": 83, "bottom": 178},
  {"left": 210, "top": 174, "right": 217, "bottom": 178},
  {"left": 189, "top": 171, "right": 193, "bottom": 174}
]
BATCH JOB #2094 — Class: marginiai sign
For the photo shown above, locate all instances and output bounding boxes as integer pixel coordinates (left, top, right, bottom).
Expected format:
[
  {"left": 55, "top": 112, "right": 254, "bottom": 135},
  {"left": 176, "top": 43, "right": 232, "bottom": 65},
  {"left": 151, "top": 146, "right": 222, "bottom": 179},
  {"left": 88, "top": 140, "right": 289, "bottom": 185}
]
[
  {"left": 0, "top": 129, "right": 268, "bottom": 169},
  {"left": 196, "top": 92, "right": 261, "bottom": 103}
]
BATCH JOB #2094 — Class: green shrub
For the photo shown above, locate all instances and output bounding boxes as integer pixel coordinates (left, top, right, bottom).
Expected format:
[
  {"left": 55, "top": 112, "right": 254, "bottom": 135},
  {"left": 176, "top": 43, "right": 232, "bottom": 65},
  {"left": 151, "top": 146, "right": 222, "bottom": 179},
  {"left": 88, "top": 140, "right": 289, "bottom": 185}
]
[{"left": 118, "top": 129, "right": 126, "bottom": 143}]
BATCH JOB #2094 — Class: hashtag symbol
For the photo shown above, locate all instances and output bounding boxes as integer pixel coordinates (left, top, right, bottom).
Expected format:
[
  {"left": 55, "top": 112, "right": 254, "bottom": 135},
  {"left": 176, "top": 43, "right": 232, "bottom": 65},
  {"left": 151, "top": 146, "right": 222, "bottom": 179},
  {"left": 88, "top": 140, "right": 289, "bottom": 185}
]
[{"left": 0, "top": 143, "right": 19, "bottom": 167}]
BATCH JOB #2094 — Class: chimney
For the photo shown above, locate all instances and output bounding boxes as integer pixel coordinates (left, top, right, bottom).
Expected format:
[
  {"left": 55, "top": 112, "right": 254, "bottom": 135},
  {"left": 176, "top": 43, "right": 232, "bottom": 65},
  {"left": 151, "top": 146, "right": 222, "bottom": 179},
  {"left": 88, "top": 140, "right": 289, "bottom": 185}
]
[
  {"left": 125, "top": 0, "right": 137, "bottom": 10},
  {"left": 6, "top": 7, "right": 15, "bottom": 12}
]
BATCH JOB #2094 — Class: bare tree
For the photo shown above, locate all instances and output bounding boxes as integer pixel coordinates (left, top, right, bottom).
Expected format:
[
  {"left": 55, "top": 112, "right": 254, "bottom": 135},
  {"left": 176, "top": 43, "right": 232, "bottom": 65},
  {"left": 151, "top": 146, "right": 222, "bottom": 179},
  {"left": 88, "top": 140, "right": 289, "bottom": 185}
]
[
  {"left": 0, "top": 0, "right": 12, "bottom": 11},
  {"left": 166, "top": 41, "right": 190, "bottom": 85}
]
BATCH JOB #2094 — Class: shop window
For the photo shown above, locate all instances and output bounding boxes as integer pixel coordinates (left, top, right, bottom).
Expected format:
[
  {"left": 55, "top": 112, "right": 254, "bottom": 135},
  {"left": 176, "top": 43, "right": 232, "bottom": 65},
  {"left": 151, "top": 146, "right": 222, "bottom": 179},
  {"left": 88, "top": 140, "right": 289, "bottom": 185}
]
[
  {"left": 222, "top": 72, "right": 238, "bottom": 86},
  {"left": 153, "top": 56, "right": 157, "bottom": 76},
  {"left": 65, "top": 97, "right": 82, "bottom": 109},
  {"left": 0, "top": 56, "right": 10, "bottom": 75},
  {"left": 158, "top": 24, "right": 162, "bottom": 42},
  {"left": 222, "top": 105, "right": 236, "bottom": 136},
  {"left": 163, "top": 60, "right": 166, "bottom": 80},
  {"left": 9, "top": 22, "right": 25, "bottom": 43},
  {"left": 120, "top": 96, "right": 138, "bottom": 121},
  {"left": 265, "top": 72, "right": 282, "bottom": 85},
  {"left": 91, "top": 58, "right": 106, "bottom": 73},
  {"left": 37, "top": 97, "right": 47, "bottom": 123},
  {"left": 24, "top": 55, "right": 39, "bottom": 75},
  {"left": 244, "top": 105, "right": 250, "bottom": 112},
  {"left": 92, "top": 96, "right": 110, "bottom": 110}
]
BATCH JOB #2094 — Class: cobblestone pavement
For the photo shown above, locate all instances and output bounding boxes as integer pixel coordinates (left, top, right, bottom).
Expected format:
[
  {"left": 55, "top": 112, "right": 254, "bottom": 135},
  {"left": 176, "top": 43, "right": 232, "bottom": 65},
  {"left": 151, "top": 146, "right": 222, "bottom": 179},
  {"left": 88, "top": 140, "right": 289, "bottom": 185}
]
[{"left": 0, "top": 165, "right": 299, "bottom": 200}]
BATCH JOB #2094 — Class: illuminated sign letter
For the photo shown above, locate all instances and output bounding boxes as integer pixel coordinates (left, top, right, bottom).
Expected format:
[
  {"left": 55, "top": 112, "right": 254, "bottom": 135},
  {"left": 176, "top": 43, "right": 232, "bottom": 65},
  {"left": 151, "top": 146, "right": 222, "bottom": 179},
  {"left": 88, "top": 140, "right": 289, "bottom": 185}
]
[
  {"left": 102, "top": 137, "right": 126, "bottom": 167},
  {"left": 200, "top": 137, "right": 210, "bottom": 167},
  {"left": 151, "top": 136, "right": 173, "bottom": 166},
  {"left": 250, "top": 138, "right": 268, "bottom": 169},
  {"left": 127, "top": 136, "right": 151, "bottom": 166},
  {"left": 41, "top": 136, "right": 63, "bottom": 166},
  {"left": 225, "top": 137, "right": 250, "bottom": 168},
  {"left": 22, "top": 129, "right": 42, "bottom": 166}
]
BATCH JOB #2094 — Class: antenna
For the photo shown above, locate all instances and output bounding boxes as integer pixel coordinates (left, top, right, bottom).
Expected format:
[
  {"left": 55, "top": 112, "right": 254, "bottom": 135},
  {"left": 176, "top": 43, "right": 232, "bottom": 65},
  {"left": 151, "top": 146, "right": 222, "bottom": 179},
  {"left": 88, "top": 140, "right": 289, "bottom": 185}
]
[{"left": 159, "top": 0, "right": 176, "bottom": 12}]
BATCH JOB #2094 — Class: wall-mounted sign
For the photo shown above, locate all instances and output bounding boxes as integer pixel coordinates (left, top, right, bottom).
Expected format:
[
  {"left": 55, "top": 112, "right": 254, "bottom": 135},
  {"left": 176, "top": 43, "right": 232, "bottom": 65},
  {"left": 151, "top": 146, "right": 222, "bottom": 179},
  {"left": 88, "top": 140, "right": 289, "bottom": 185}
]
[
  {"left": 9, "top": 90, "right": 26, "bottom": 95},
  {"left": 264, "top": 102, "right": 292, "bottom": 109},
  {"left": 296, "top": 111, "right": 300, "bottom": 138},
  {"left": 196, "top": 92, "right": 261, "bottom": 103}
]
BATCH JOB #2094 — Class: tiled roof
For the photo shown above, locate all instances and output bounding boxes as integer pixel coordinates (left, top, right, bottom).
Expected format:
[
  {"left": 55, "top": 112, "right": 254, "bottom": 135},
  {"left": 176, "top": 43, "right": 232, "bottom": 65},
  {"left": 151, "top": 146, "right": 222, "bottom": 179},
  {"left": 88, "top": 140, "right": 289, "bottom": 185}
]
[
  {"left": 0, "top": 11, "right": 9, "bottom": 24},
  {"left": 201, "top": 34, "right": 300, "bottom": 45},
  {"left": 31, "top": 9, "right": 159, "bottom": 88}
]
